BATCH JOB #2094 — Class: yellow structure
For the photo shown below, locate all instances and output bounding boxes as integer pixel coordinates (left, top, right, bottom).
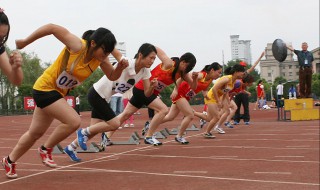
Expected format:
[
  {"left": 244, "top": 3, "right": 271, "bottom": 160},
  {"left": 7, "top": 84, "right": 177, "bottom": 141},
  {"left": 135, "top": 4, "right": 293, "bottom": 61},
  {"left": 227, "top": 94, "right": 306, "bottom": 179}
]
[{"left": 284, "top": 98, "right": 320, "bottom": 121}]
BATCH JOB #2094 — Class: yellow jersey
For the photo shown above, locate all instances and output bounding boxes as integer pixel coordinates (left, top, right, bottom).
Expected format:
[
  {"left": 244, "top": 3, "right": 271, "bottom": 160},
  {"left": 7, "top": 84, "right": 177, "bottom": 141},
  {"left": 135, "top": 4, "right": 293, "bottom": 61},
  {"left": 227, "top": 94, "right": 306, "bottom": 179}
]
[
  {"left": 205, "top": 75, "right": 234, "bottom": 104},
  {"left": 33, "top": 39, "right": 101, "bottom": 96}
]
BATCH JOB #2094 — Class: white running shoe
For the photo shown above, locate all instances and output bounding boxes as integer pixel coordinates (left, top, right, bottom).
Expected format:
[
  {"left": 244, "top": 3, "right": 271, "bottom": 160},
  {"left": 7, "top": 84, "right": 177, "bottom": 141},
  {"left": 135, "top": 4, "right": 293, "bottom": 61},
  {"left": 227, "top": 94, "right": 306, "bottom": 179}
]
[{"left": 214, "top": 126, "right": 226, "bottom": 134}]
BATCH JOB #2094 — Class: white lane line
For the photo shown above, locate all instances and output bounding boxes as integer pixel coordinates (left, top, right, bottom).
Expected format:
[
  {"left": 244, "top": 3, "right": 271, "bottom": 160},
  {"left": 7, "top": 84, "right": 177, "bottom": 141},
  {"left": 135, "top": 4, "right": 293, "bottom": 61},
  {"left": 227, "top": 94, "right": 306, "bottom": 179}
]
[
  {"left": 91, "top": 157, "right": 119, "bottom": 163},
  {"left": 286, "top": 145, "right": 310, "bottom": 148},
  {"left": 254, "top": 172, "right": 292, "bottom": 175},
  {"left": 210, "top": 156, "right": 238, "bottom": 158},
  {"left": 122, "top": 153, "right": 319, "bottom": 164},
  {"left": 173, "top": 171, "right": 208, "bottom": 174},
  {"left": 181, "top": 145, "right": 317, "bottom": 150},
  {"left": 24, "top": 166, "right": 320, "bottom": 186},
  {"left": 0, "top": 132, "right": 203, "bottom": 185},
  {"left": 7, "top": 166, "right": 316, "bottom": 187},
  {"left": 274, "top": 156, "right": 305, "bottom": 158}
]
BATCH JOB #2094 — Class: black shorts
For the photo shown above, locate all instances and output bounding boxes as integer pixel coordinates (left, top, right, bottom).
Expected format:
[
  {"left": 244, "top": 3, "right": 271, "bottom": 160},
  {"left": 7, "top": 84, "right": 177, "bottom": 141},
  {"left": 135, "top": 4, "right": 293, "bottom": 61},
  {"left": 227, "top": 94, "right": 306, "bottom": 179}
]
[
  {"left": 33, "top": 89, "right": 63, "bottom": 108},
  {"left": 129, "top": 87, "right": 158, "bottom": 109},
  {"left": 88, "top": 87, "right": 116, "bottom": 121}
]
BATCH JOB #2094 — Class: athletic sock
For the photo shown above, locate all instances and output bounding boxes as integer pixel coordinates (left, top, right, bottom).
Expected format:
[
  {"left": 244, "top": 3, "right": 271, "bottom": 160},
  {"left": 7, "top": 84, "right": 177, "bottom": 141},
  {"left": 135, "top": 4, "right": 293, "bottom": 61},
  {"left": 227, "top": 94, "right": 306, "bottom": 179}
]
[
  {"left": 7, "top": 156, "right": 13, "bottom": 164},
  {"left": 81, "top": 127, "right": 91, "bottom": 136}
]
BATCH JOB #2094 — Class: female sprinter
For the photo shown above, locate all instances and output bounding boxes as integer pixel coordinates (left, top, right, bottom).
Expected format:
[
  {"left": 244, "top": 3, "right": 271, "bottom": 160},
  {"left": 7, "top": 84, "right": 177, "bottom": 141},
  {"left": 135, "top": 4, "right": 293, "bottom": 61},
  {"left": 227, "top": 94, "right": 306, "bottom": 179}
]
[
  {"left": 106, "top": 46, "right": 197, "bottom": 146},
  {"left": 2, "top": 23, "right": 128, "bottom": 179},
  {"left": 64, "top": 43, "right": 157, "bottom": 161},
  {"left": 194, "top": 64, "right": 245, "bottom": 138},
  {"left": 160, "top": 62, "right": 222, "bottom": 144},
  {"left": 0, "top": 8, "right": 23, "bottom": 85}
]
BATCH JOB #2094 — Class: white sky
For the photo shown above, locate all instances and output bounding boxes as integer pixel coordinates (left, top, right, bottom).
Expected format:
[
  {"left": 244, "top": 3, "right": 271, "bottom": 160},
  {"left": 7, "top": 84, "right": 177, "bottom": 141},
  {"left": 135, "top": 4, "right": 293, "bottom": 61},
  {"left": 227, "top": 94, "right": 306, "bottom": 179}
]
[{"left": 2, "top": 0, "right": 319, "bottom": 72}]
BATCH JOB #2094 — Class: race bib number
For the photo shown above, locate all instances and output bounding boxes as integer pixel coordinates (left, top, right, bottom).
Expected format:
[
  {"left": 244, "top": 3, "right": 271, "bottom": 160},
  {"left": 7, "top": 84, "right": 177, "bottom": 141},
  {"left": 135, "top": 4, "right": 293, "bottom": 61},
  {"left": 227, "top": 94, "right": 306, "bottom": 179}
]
[
  {"left": 56, "top": 71, "right": 80, "bottom": 89},
  {"left": 185, "top": 90, "right": 196, "bottom": 99},
  {"left": 113, "top": 82, "right": 133, "bottom": 94},
  {"left": 154, "top": 80, "right": 167, "bottom": 92}
]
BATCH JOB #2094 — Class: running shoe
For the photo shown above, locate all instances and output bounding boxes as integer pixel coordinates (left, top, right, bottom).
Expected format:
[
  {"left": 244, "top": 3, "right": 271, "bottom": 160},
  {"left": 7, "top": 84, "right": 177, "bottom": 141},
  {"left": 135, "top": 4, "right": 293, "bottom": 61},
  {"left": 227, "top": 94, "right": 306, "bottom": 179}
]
[
  {"left": 233, "top": 121, "right": 240, "bottom": 125},
  {"left": 224, "top": 122, "right": 234, "bottom": 128},
  {"left": 1, "top": 157, "right": 17, "bottom": 179},
  {"left": 214, "top": 126, "right": 226, "bottom": 134},
  {"left": 38, "top": 147, "right": 57, "bottom": 168},
  {"left": 124, "top": 124, "right": 129, "bottom": 128},
  {"left": 64, "top": 147, "right": 81, "bottom": 162},
  {"left": 244, "top": 121, "right": 250, "bottom": 125},
  {"left": 175, "top": 136, "right": 189, "bottom": 144},
  {"left": 200, "top": 119, "right": 206, "bottom": 128},
  {"left": 144, "top": 136, "right": 162, "bottom": 146},
  {"left": 100, "top": 133, "right": 112, "bottom": 148},
  {"left": 77, "top": 129, "right": 88, "bottom": 151},
  {"left": 203, "top": 132, "right": 216, "bottom": 139},
  {"left": 142, "top": 121, "right": 150, "bottom": 136}
]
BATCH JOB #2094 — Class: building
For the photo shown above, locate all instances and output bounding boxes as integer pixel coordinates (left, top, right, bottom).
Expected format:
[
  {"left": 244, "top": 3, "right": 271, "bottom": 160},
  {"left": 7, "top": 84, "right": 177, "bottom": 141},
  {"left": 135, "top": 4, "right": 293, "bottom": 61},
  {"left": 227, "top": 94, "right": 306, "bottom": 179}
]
[
  {"left": 230, "top": 35, "right": 252, "bottom": 65},
  {"left": 260, "top": 43, "right": 320, "bottom": 83},
  {"left": 108, "top": 42, "right": 126, "bottom": 63}
]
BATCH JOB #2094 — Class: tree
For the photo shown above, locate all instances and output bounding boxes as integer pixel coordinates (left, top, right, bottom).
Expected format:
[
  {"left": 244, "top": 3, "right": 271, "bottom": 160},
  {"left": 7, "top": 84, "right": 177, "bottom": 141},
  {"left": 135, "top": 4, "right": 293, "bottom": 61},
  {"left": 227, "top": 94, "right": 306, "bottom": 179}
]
[{"left": 311, "top": 73, "right": 320, "bottom": 98}]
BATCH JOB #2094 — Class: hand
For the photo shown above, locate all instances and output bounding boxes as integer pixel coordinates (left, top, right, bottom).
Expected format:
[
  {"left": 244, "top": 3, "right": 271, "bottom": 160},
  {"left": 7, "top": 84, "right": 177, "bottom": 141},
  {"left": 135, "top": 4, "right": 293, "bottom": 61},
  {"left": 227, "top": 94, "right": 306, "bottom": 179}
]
[
  {"left": 150, "top": 78, "right": 158, "bottom": 89},
  {"left": 170, "top": 89, "right": 178, "bottom": 99},
  {"left": 15, "top": 39, "right": 27, "bottom": 49},
  {"left": 204, "top": 94, "right": 210, "bottom": 100},
  {"left": 117, "top": 58, "right": 129, "bottom": 70},
  {"left": 191, "top": 72, "right": 199, "bottom": 80},
  {"left": 9, "top": 51, "right": 23, "bottom": 69}
]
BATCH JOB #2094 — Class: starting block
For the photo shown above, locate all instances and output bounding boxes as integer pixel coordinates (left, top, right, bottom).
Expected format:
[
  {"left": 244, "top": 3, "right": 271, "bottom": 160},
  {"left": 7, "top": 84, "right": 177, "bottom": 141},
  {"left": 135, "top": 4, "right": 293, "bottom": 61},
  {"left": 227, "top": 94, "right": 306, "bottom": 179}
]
[
  {"left": 112, "top": 133, "right": 140, "bottom": 145},
  {"left": 153, "top": 131, "right": 167, "bottom": 139},
  {"left": 52, "top": 144, "right": 65, "bottom": 154},
  {"left": 169, "top": 128, "right": 187, "bottom": 135},
  {"left": 160, "top": 128, "right": 171, "bottom": 136},
  {"left": 77, "top": 142, "right": 100, "bottom": 153},
  {"left": 186, "top": 124, "right": 200, "bottom": 131}
]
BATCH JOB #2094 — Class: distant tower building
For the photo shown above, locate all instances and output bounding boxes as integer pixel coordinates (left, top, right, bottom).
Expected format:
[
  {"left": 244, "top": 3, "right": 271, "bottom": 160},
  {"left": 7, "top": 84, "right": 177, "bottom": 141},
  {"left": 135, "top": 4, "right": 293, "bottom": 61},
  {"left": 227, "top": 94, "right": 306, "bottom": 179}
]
[
  {"left": 108, "top": 42, "right": 126, "bottom": 63},
  {"left": 230, "top": 35, "right": 252, "bottom": 65}
]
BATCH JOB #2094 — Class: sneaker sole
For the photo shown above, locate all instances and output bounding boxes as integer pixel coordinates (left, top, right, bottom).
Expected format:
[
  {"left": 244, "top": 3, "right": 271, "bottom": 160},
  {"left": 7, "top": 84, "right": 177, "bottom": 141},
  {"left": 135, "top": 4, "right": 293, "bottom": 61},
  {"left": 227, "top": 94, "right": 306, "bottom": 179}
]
[
  {"left": 64, "top": 150, "right": 82, "bottom": 162},
  {"left": 42, "top": 161, "right": 57, "bottom": 168},
  {"left": 204, "top": 136, "right": 216, "bottom": 139}
]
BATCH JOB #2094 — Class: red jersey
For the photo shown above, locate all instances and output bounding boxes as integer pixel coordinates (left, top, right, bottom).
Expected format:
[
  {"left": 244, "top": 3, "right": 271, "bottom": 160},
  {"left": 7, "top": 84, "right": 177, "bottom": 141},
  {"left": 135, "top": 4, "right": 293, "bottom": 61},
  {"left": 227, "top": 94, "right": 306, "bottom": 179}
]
[
  {"left": 135, "top": 62, "right": 179, "bottom": 95},
  {"left": 172, "top": 71, "right": 212, "bottom": 102},
  {"left": 256, "top": 83, "right": 264, "bottom": 98}
]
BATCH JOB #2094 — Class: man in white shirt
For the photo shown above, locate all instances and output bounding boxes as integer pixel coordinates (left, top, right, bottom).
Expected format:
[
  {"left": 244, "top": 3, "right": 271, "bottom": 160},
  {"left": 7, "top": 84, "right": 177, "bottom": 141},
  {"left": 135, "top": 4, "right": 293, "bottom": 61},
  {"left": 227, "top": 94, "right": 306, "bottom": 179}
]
[{"left": 276, "top": 81, "right": 284, "bottom": 100}]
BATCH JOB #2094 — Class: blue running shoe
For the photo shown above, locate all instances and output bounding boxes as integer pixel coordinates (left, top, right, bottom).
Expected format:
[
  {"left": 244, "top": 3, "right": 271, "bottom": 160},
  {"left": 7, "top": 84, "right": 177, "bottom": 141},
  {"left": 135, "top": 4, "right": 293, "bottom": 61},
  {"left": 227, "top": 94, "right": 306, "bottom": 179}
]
[
  {"left": 64, "top": 147, "right": 81, "bottom": 162},
  {"left": 224, "top": 122, "right": 234, "bottom": 128},
  {"left": 244, "top": 121, "right": 250, "bottom": 125},
  {"left": 233, "top": 121, "right": 240, "bottom": 125},
  {"left": 77, "top": 129, "right": 88, "bottom": 150}
]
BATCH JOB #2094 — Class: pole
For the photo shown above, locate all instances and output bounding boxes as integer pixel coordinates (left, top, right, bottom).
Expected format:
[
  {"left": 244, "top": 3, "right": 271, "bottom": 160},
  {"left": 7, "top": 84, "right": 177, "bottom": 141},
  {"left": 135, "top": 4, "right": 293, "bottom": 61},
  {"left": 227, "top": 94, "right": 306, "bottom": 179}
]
[{"left": 222, "top": 50, "right": 224, "bottom": 73}]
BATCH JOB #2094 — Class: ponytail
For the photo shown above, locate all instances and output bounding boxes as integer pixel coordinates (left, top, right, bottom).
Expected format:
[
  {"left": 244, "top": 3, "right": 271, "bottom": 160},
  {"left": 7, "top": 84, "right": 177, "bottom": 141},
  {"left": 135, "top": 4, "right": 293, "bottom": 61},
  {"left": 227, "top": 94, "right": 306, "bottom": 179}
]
[
  {"left": 202, "top": 62, "right": 222, "bottom": 73},
  {"left": 224, "top": 64, "right": 245, "bottom": 75}
]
